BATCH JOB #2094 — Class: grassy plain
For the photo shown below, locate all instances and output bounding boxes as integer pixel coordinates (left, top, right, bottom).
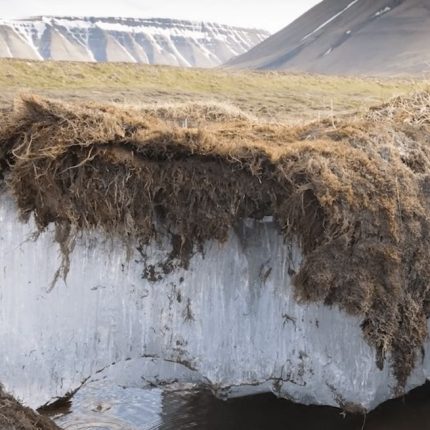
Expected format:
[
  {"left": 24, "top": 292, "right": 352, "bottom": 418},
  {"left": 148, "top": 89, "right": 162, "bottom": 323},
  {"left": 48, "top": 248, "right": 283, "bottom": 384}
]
[{"left": 1, "top": 59, "right": 428, "bottom": 122}]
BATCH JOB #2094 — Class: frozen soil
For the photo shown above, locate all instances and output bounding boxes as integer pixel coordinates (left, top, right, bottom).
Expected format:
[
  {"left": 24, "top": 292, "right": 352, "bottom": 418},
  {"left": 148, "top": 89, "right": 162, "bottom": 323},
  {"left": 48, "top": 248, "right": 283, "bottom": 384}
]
[{"left": 0, "top": 388, "right": 60, "bottom": 430}]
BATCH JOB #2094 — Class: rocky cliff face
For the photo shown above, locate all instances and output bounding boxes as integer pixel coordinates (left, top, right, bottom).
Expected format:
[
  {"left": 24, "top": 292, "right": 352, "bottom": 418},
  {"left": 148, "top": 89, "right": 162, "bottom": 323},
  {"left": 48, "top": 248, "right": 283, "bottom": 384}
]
[
  {"left": 0, "top": 16, "right": 269, "bottom": 67},
  {"left": 1, "top": 195, "right": 429, "bottom": 413}
]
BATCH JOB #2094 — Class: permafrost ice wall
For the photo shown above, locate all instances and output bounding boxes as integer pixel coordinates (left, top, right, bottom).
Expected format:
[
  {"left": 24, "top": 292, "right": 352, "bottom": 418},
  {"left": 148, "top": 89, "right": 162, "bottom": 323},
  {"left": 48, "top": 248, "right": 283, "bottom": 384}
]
[{"left": 0, "top": 193, "right": 429, "bottom": 412}]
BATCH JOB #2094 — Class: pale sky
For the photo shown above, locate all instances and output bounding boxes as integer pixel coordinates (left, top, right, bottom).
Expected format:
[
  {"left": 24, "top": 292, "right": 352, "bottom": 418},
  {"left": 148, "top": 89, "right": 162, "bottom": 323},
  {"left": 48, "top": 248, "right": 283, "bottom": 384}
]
[{"left": 0, "top": 0, "right": 321, "bottom": 32}]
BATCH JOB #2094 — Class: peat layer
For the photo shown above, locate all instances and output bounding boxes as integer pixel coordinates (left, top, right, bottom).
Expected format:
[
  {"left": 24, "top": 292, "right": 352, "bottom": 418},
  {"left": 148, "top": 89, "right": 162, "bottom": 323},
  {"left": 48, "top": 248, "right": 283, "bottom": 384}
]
[
  {"left": 1, "top": 94, "right": 430, "bottom": 391},
  {"left": 0, "top": 387, "right": 60, "bottom": 430}
]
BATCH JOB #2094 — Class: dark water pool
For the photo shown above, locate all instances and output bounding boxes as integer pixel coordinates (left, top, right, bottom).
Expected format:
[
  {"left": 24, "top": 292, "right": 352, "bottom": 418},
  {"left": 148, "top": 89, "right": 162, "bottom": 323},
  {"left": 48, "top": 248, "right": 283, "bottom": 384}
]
[{"left": 46, "top": 381, "right": 430, "bottom": 430}]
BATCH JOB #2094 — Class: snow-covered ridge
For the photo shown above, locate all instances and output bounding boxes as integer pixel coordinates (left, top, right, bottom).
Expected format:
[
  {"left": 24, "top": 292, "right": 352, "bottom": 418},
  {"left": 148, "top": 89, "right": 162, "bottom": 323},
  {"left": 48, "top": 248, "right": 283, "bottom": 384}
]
[{"left": 0, "top": 16, "right": 270, "bottom": 67}]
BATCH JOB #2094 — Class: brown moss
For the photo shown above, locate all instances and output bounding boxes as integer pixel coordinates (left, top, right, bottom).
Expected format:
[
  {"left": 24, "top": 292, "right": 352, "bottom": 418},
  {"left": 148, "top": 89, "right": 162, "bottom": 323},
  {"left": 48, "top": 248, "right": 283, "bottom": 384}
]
[
  {"left": 0, "top": 387, "right": 61, "bottom": 430},
  {"left": 1, "top": 94, "right": 430, "bottom": 391}
]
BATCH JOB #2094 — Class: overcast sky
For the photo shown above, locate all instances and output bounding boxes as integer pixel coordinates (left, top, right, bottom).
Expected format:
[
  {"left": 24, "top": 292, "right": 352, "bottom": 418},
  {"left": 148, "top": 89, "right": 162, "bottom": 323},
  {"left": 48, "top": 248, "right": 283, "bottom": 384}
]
[{"left": 0, "top": 0, "right": 321, "bottom": 32}]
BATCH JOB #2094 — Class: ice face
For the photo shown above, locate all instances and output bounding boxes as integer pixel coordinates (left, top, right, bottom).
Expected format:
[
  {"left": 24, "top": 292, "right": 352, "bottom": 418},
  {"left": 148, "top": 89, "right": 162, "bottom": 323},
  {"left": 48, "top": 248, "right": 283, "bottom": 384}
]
[{"left": 0, "top": 193, "right": 428, "bottom": 412}]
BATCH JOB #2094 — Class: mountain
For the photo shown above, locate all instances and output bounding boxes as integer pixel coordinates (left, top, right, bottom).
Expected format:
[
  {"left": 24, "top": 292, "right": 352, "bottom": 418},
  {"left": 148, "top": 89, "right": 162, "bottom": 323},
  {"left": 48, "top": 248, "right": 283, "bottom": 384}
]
[
  {"left": 228, "top": 0, "right": 430, "bottom": 75},
  {"left": 0, "top": 16, "right": 269, "bottom": 67}
]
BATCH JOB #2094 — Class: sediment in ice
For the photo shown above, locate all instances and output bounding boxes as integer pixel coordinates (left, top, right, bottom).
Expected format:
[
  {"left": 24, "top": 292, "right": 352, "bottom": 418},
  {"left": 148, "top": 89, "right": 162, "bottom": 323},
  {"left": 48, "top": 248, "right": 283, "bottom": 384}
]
[{"left": 1, "top": 194, "right": 429, "bottom": 412}]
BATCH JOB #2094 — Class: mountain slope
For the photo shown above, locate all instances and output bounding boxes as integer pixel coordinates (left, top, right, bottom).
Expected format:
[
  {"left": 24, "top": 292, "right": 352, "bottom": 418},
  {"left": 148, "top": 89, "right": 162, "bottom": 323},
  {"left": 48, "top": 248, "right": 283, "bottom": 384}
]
[
  {"left": 228, "top": 0, "right": 430, "bottom": 75},
  {"left": 0, "top": 16, "right": 269, "bottom": 67}
]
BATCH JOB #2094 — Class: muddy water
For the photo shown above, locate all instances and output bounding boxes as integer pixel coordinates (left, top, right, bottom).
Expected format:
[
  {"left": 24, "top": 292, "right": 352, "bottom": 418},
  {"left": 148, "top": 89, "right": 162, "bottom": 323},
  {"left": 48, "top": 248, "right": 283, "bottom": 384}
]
[{"left": 48, "top": 381, "right": 430, "bottom": 430}]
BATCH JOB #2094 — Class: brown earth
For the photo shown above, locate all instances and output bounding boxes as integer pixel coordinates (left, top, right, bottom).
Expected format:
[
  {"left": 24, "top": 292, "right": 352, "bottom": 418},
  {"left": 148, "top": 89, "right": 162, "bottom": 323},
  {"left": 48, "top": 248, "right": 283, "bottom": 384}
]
[
  {"left": 1, "top": 93, "right": 430, "bottom": 393},
  {"left": 0, "top": 387, "right": 60, "bottom": 430}
]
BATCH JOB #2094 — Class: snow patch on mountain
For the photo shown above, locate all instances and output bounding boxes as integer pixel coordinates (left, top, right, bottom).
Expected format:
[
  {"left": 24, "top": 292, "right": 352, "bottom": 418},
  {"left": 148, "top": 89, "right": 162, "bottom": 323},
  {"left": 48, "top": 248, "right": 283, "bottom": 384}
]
[
  {"left": 301, "top": 0, "right": 361, "bottom": 41},
  {"left": 0, "top": 16, "right": 270, "bottom": 67}
]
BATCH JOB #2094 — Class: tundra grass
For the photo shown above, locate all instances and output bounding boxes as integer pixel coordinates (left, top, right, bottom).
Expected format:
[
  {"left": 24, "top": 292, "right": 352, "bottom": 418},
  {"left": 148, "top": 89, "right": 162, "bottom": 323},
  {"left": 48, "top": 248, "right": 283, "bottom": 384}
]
[{"left": 0, "top": 59, "right": 428, "bottom": 122}]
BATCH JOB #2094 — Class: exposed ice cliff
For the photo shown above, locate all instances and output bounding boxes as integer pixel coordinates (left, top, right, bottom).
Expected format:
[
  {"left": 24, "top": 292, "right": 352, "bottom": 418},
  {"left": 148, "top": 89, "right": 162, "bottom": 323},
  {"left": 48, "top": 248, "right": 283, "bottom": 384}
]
[{"left": 0, "top": 194, "right": 429, "bottom": 412}]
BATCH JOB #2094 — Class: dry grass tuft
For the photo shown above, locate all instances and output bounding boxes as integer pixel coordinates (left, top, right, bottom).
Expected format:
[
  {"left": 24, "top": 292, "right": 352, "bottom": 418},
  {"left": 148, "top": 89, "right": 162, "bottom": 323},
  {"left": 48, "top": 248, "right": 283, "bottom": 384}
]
[
  {"left": 367, "top": 91, "right": 430, "bottom": 126},
  {"left": 136, "top": 100, "right": 258, "bottom": 126},
  {"left": 0, "top": 386, "right": 60, "bottom": 430},
  {"left": 1, "top": 93, "right": 430, "bottom": 392}
]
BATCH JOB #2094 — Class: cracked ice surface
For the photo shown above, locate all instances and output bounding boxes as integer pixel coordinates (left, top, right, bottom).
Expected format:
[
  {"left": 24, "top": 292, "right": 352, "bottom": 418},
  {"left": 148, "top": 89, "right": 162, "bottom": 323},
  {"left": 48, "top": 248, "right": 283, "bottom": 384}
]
[{"left": 0, "top": 193, "right": 429, "bottom": 411}]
